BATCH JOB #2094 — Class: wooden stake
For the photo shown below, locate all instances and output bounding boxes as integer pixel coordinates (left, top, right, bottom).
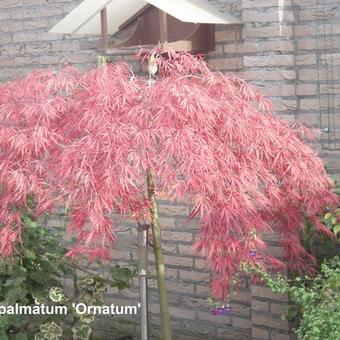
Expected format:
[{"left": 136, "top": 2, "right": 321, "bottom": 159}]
[
  {"left": 159, "top": 10, "right": 168, "bottom": 43},
  {"left": 100, "top": 7, "right": 108, "bottom": 48}
]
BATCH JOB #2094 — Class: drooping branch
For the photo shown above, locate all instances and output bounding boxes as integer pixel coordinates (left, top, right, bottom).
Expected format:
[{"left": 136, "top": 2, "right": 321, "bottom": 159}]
[{"left": 0, "top": 50, "right": 338, "bottom": 301}]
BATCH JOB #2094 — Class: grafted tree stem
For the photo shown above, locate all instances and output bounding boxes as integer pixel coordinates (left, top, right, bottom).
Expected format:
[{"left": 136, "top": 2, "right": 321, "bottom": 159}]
[{"left": 147, "top": 170, "right": 172, "bottom": 340}]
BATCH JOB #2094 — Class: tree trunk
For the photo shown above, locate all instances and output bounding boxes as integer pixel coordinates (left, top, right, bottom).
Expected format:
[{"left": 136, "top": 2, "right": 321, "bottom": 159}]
[{"left": 147, "top": 170, "right": 172, "bottom": 340}]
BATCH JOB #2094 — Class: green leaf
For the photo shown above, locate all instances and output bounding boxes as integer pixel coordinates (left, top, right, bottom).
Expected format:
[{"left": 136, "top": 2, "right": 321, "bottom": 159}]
[
  {"left": 34, "top": 333, "right": 46, "bottom": 340},
  {"left": 112, "top": 281, "right": 130, "bottom": 290},
  {"left": 0, "top": 329, "right": 9, "bottom": 340},
  {"left": 333, "top": 224, "right": 340, "bottom": 236},
  {"left": 23, "top": 249, "right": 37, "bottom": 260},
  {"left": 110, "top": 266, "right": 134, "bottom": 282},
  {"left": 0, "top": 314, "right": 10, "bottom": 328},
  {"left": 6, "top": 286, "right": 27, "bottom": 302},
  {"left": 16, "top": 333, "right": 29, "bottom": 340},
  {"left": 71, "top": 324, "right": 92, "bottom": 340},
  {"left": 324, "top": 212, "right": 333, "bottom": 220}
]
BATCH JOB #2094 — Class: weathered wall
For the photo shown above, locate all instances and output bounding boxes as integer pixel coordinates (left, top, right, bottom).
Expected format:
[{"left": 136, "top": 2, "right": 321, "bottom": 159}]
[{"left": 1, "top": 0, "right": 340, "bottom": 339}]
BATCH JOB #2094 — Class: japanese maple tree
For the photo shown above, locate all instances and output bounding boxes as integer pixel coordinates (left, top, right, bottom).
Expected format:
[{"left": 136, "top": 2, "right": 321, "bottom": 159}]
[{"left": 0, "top": 50, "right": 338, "bottom": 339}]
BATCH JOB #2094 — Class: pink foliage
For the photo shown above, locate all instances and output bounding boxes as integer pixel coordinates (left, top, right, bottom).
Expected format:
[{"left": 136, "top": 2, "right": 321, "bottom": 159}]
[{"left": 0, "top": 50, "right": 338, "bottom": 299}]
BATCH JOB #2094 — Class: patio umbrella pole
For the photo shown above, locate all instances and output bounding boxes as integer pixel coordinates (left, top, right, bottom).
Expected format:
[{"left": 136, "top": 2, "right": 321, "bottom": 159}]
[{"left": 138, "top": 223, "right": 149, "bottom": 340}]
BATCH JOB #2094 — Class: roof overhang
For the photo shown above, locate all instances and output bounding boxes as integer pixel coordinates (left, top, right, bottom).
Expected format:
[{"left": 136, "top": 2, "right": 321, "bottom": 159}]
[{"left": 49, "top": 0, "right": 242, "bottom": 36}]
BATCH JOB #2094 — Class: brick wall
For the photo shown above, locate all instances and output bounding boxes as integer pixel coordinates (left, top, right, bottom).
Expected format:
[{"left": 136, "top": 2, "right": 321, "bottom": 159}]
[
  {"left": 1, "top": 0, "right": 340, "bottom": 339},
  {"left": 206, "top": 0, "right": 340, "bottom": 183},
  {"left": 0, "top": 0, "right": 99, "bottom": 82}
]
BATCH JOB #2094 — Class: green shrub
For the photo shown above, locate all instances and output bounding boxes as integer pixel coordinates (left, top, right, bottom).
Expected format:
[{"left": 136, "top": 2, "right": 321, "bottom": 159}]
[
  {"left": 0, "top": 208, "right": 136, "bottom": 339},
  {"left": 245, "top": 256, "right": 340, "bottom": 340}
]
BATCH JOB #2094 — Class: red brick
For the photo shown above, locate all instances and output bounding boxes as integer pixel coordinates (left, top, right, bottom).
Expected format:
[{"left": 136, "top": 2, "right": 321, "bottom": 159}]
[
  {"left": 163, "top": 255, "right": 193, "bottom": 268},
  {"left": 196, "top": 284, "right": 210, "bottom": 295},
  {"left": 178, "top": 244, "right": 196, "bottom": 256},
  {"left": 276, "top": 114, "right": 296, "bottom": 123},
  {"left": 169, "top": 306, "right": 195, "bottom": 320},
  {"left": 23, "top": 0, "right": 49, "bottom": 4},
  {"left": 215, "top": 30, "right": 238, "bottom": 43},
  {"left": 321, "top": 53, "right": 340, "bottom": 66},
  {"left": 242, "top": 70, "right": 296, "bottom": 81},
  {"left": 260, "top": 85, "right": 295, "bottom": 97},
  {"left": 322, "top": 155, "right": 340, "bottom": 173},
  {"left": 158, "top": 204, "right": 188, "bottom": 217},
  {"left": 0, "top": 21, "right": 22, "bottom": 32},
  {"left": 252, "top": 299, "right": 269, "bottom": 312},
  {"left": 22, "top": 18, "right": 50, "bottom": 30},
  {"left": 231, "top": 291, "right": 251, "bottom": 304},
  {"left": 251, "top": 286, "right": 288, "bottom": 302},
  {"left": 244, "top": 55, "right": 294, "bottom": 67},
  {"left": 182, "top": 296, "right": 208, "bottom": 310},
  {"left": 297, "top": 37, "right": 337, "bottom": 50},
  {"left": 295, "top": 112, "right": 319, "bottom": 126},
  {"left": 158, "top": 216, "right": 176, "bottom": 228},
  {"left": 217, "top": 327, "right": 250, "bottom": 338},
  {"left": 296, "top": 83, "right": 317, "bottom": 96},
  {"left": 179, "top": 270, "right": 210, "bottom": 282},
  {"left": 0, "top": 45, "right": 21, "bottom": 56},
  {"left": 148, "top": 303, "right": 160, "bottom": 314},
  {"left": 242, "top": 10, "right": 294, "bottom": 23},
  {"left": 252, "top": 327, "right": 270, "bottom": 339},
  {"left": 0, "top": 0, "right": 22, "bottom": 9},
  {"left": 198, "top": 311, "right": 232, "bottom": 324},
  {"left": 272, "top": 100, "right": 297, "bottom": 112},
  {"left": 0, "top": 57, "right": 13, "bottom": 68},
  {"left": 166, "top": 281, "right": 195, "bottom": 294},
  {"left": 209, "top": 57, "right": 243, "bottom": 71},
  {"left": 175, "top": 217, "right": 199, "bottom": 230},
  {"left": 270, "top": 303, "right": 286, "bottom": 315},
  {"left": 271, "top": 331, "right": 291, "bottom": 340},
  {"left": 252, "top": 313, "right": 289, "bottom": 330},
  {"left": 299, "top": 7, "right": 338, "bottom": 22},
  {"left": 224, "top": 43, "right": 243, "bottom": 54},
  {"left": 298, "top": 68, "right": 333, "bottom": 81},
  {"left": 24, "top": 43, "right": 51, "bottom": 55},
  {"left": 13, "top": 32, "right": 38, "bottom": 43},
  {"left": 111, "top": 249, "right": 131, "bottom": 260},
  {"left": 162, "top": 230, "right": 193, "bottom": 242},
  {"left": 320, "top": 83, "right": 340, "bottom": 95},
  {"left": 243, "top": 25, "right": 293, "bottom": 39},
  {"left": 39, "top": 54, "right": 67, "bottom": 65},
  {"left": 162, "top": 243, "right": 177, "bottom": 254},
  {"left": 299, "top": 99, "right": 319, "bottom": 110},
  {"left": 232, "top": 317, "right": 251, "bottom": 329},
  {"left": 11, "top": 6, "right": 62, "bottom": 20},
  {"left": 207, "top": 44, "right": 224, "bottom": 57},
  {"left": 296, "top": 54, "right": 316, "bottom": 65},
  {"left": 262, "top": 232, "right": 282, "bottom": 242},
  {"left": 51, "top": 40, "right": 79, "bottom": 52},
  {"left": 243, "top": 40, "right": 295, "bottom": 53},
  {"left": 294, "top": 24, "right": 317, "bottom": 36},
  {"left": 242, "top": 0, "right": 292, "bottom": 9},
  {"left": 194, "top": 258, "right": 208, "bottom": 270},
  {"left": 268, "top": 245, "right": 284, "bottom": 257},
  {"left": 231, "top": 303, "right": 251, "bottom": 317},
  {"left": 64, "top": 53, "right": 96, "bottom": 64}
]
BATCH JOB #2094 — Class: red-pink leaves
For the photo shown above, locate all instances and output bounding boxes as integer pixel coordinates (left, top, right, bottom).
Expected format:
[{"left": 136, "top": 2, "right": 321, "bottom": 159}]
[{"left": 0, "top": 51, "right": 338, "bottom": 299}]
